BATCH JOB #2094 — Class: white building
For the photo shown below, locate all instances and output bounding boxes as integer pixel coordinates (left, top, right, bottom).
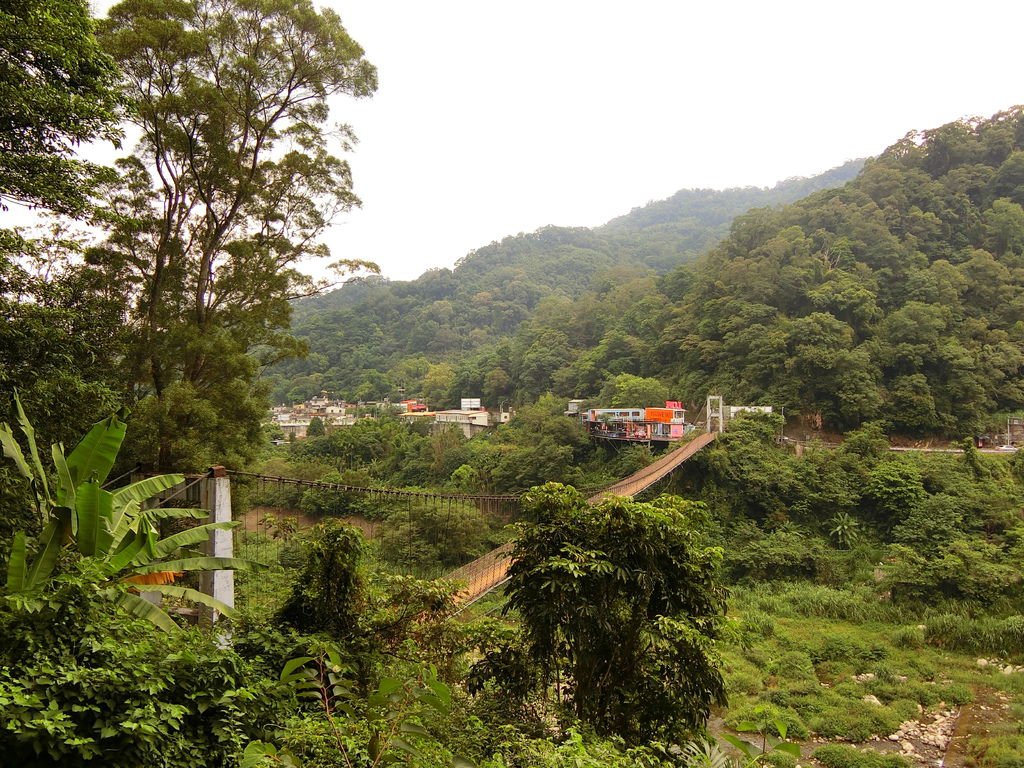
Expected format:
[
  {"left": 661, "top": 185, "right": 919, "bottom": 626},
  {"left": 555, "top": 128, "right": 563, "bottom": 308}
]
[{"left": 433, "top": 409, "right": 491, "bottom": 439}]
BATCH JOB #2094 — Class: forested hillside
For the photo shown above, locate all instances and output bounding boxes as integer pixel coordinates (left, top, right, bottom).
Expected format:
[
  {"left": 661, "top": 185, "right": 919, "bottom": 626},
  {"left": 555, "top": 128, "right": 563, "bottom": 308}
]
[
  {"left": 271, "top": 162, "right": 863, "bottom": 403},
  {"left": 9, "top": 2, "right": 1024, "bottom": 765},
  {"left": 659, "top": 108, "right": 1024, "bottom": 434},
  {"left": 282, "top": 110, "right": 1024, "bottom": 439},
  {"left": 410, "top": 108, "right": 1024, "bottom": 438}
]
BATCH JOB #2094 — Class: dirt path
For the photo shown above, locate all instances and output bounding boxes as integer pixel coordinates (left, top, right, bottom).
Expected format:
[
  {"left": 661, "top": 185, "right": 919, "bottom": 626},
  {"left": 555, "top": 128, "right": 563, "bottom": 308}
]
[{"left": 942, "top": 686, "right": 1010, "bottom": 767}]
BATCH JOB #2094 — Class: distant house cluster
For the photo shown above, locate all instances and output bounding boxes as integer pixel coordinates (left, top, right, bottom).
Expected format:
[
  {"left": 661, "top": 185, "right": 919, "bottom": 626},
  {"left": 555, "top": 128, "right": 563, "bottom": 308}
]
[
  {"left": 270, "top": 394, "right": 503, "bottom": 441},
  {"left": 270, "top": 393, "right": 355, "bottom": 439}
]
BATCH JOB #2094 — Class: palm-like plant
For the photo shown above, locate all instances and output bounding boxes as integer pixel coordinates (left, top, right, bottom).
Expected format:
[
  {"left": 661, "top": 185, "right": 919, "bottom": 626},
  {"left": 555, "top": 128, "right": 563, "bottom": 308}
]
[
  {"left": 828, "top": 511, "right": 860, "bottom": 550},
  {"left": 1, "top": 397, "right": 254, "bottom": 630}
]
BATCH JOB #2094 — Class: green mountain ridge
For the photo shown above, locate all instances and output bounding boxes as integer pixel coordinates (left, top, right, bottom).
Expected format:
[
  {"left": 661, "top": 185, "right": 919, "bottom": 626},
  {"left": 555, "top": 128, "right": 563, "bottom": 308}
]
[
  {"left": 275, "top": 161, "right": 864, "bottom": 403},
  {"left": 656, "top": 106, "right": 1024, "bottom": 435}
]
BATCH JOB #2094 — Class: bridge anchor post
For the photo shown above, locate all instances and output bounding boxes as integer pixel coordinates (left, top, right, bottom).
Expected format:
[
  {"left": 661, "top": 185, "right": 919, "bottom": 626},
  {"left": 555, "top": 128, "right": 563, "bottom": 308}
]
[{"left": 200, "top": 466, "right": 234, "bottom": 626}]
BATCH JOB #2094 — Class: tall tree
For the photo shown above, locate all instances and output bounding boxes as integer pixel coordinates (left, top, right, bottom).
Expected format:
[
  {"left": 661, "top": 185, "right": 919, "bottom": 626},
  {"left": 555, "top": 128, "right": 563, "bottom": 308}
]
[
  {"left": 0, "top": 0, "right": 122, "bottom": 214},
  {"left": 0, "top": 0, "right": 125, "bottom": 546},
  {"left": 93, "top": 0, "right": 378, "bottom": 470},
  {"left": 504, "top": 484, "right": 727, "bottom": 742}
]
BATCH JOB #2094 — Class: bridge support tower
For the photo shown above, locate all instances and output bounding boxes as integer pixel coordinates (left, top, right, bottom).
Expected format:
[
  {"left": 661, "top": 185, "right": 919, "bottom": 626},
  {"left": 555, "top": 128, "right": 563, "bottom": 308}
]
[{"left": 707, "top": 395, "right": 725, "bottom": 434}]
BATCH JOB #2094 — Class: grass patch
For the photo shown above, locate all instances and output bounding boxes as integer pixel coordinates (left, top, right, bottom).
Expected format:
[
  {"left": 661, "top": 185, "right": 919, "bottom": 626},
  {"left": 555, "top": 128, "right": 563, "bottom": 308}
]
[
  {"left": 722, "top": 586, "right": 1017, "bottom": 745},
  {"left": 925, "top": 614, "right": 1024, "bottom": 658},
  {"left": 813, "top": 744, "right": 910, "bottom": 768}
]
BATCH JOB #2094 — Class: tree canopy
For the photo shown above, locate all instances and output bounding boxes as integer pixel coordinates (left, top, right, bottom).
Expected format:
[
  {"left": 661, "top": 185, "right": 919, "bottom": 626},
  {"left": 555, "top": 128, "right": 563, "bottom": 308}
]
[
  {"left": 267, "top": 163, "right": 863, "bottom": 406},
  {"left": 502, "top": 484, "right": 727, "bottom": 742},
  {"left": 90, "top": 0, "right": 378, "bottom": 470},
  {"left": 660, "top": 108, "right": 1024, "bottom": 435},
  {"left": 0, "top": 0, "right": 122, "bottom": 214}
]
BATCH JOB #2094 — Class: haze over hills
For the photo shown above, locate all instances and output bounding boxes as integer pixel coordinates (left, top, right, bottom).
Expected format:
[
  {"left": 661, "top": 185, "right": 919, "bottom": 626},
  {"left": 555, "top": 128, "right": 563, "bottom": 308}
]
[
  {"left": 299, "top": 160, "right": 865, "bottom": 314},
  {"left": 275, "top": 160, "right": 865, "bottom": 403}
]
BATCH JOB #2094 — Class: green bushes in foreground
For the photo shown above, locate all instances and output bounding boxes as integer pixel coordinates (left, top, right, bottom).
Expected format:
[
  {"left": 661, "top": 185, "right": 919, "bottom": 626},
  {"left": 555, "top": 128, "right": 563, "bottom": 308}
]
[{"left": 0, "top": 562, "right": 286, "bottom": 766}]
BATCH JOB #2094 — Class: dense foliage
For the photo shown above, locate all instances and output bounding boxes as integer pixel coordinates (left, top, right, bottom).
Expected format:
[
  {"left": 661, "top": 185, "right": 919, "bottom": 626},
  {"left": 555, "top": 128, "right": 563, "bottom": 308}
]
[
  {"left": 498, "top": 485, "right": 727, "bottom": 743},
  {"left": 680, "top": 414, "right": 1024, "bottom": 609},
  {"left": 7, "top": 3, "right": 1024, "bottom": 761},
  {"left": 0, "top": 565, "right": 285, "bottom": 767},
  {"left": 86, "top": 0, "right": 378, "bottom": 472},
  {"left": 279, "top": 109, "right": 1024, "bottom": 442},
  {"left": 661, "top": 108, "right": 1024, "bottom": 434},
  {"left": 0, "top": 0, "right": 127, "bottom": 547},
  {"left": 0, "top": 0, "right": 122, "bottom": 214}
]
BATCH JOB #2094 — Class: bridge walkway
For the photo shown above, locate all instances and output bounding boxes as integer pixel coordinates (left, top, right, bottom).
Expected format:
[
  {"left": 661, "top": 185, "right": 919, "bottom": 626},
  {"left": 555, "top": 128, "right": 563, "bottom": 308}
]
[{"left": 449, "top": 431, "right": 717, "bottom": 606}]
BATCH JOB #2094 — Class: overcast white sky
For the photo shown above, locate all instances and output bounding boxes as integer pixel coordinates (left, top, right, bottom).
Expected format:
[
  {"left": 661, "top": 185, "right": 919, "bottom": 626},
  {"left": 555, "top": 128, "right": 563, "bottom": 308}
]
[{"left": 70, "top": 1, "right": 1024, "bottom": 280}]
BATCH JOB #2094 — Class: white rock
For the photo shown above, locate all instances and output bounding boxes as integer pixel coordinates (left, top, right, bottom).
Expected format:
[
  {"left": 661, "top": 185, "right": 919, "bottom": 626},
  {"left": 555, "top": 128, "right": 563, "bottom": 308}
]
[{"left": 863, "top": 694, "right": 882, "bottom": 706}]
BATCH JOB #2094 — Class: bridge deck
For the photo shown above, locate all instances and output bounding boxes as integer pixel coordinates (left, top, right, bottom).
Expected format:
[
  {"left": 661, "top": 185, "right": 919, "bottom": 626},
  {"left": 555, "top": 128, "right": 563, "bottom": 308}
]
[
  {"left": 586, "top": 431, "right": 716, "bottom": 502},
  {"left": 450, "top": 431, "right": 717, "bottom": 606}
]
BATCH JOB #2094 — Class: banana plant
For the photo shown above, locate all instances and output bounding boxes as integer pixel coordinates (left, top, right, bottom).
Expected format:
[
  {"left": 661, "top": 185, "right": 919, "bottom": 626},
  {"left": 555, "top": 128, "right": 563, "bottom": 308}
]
[{"left": 1, "top": 396, "right": 256, "bottom": 631}]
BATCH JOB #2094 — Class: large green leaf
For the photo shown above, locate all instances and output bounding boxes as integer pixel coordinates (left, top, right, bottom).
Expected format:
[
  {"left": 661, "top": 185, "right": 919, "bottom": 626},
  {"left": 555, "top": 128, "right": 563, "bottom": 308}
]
[
  {"left": 66, "top": 413, "right": 126, "bottom": 486},
  {"left": 152, "top": 522, "right": 239, "bottom": 560},
  {"left": 15, "top": 395, "right": 51, "bottom": 505},
  {"left": 280, "top": 656, "right": 316, "bottom": 682},
  {"left": 6, "top": 532, "right": 27, "bottom": 592},
  {"left": 140, "top": 584, "right": 238, "bottom": 619},
  {"left": 111, "top": 474, "right": 185, "bottom": 514},
  {"left": 131, "top": 556, "right": 258, "bottom": 575},
  {"left": 110, "top": 506, "right": 201, "bottom": 552},
  {"left": 107, "top": 522, "right": 150, "bottom": 573},
  {"left": 0, "top": 423, "right": 33, "bottom": 482},
  {"left": 51, "top": 444, "right": 77, "bottom": 531},
  {"left": 140, "top": 508, "right": 207, "bottom": 521},
  {"left": 76, "top": 480, "right": 115, "bottom": 557},
  {"left": 108, "top": 474, "right": 185, "bottom": 546},
  {"left": 117, "top": 592, "right": 179, "bottom": 632},
  {"left": 24, "top": 515, "right": 67, "bottom": 590}
]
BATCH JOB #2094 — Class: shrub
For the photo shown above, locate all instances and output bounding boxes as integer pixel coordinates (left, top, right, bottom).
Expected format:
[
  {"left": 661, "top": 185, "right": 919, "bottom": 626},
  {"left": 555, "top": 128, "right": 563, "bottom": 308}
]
[
  {"left": 742, "top": 609, "right": 776, "bottom": 639},
  {"left": 873, "top": 663, "right": 900, "bottom": 685},
  {"left": 969, "top": 735, "right": 1024, "bottom": 768},
  {"left": 942, "top": 682, "right": 973, "bottom": 706},
  {"left": 725, "top": 669, "right": 764, "bottom": 697},
  {"left": 765, "top": 751, "right": 798, "bottom": 768},
  {"left": 889, "top": 625, "right": 925, "bottom": 649},
  {"left": 924, "top": 614, "right": 1024, "bottom": 657},
  {"left": 812, "top": 633, "right": 888, "bottom": 665},
  {"left": 277, "top": 520, "right": 365, "bottom": 637},
  {"left": 815, "top": 634, "right": 870, "bottom": 663},
  {"left": 768, "top": 651, "right": 817, "bottom": 681},
  {"left": 724, "top": 702, "right": 809, "bottom": 739},
  {"left": 808, "top": 700, "right": 905, "bottom": 742},
  {"left": 278, "top": 538, "right": 308, "bottom": 569},
  {"left": 735, "top": 583, "right": 903, "bottom": 624},
  {"left": 0, "top": 564, "right": 286, "bottom": 767}
]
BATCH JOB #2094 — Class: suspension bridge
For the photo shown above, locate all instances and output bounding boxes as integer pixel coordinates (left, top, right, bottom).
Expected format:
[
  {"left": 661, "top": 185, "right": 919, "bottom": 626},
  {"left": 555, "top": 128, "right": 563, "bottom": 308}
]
[
  {"left": 445, "top": 430, "right": 717, "bottom": 605},
  {"left": 227, "top": 428, "right": 718, "bottom": 608}
]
